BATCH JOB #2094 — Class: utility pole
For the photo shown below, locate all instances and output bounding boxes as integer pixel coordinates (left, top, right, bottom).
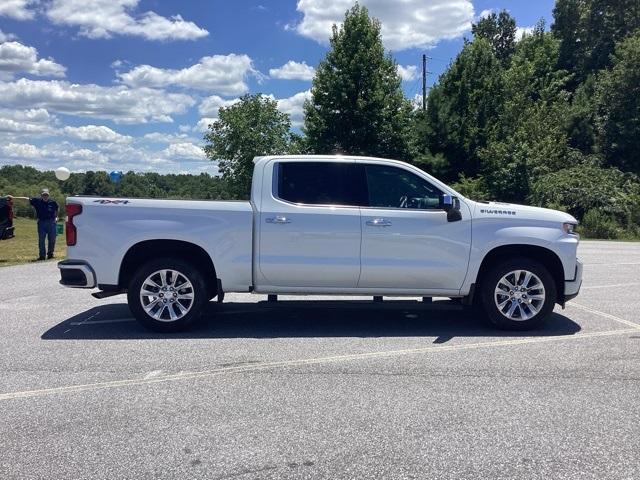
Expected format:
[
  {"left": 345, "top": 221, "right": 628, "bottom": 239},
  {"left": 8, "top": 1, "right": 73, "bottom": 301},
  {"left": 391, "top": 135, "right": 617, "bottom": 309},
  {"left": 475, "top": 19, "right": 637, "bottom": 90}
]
[{"left": 422, "top": 53, "right": 427, "bottom": 111}]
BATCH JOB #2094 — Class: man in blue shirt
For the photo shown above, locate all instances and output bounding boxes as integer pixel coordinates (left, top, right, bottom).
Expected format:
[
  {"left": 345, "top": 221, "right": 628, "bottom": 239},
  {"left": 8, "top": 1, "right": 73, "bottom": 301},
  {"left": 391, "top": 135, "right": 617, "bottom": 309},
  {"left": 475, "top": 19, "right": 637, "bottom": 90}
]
[{"left": 6, "top": 189, "right": 59, "bottom": 260}]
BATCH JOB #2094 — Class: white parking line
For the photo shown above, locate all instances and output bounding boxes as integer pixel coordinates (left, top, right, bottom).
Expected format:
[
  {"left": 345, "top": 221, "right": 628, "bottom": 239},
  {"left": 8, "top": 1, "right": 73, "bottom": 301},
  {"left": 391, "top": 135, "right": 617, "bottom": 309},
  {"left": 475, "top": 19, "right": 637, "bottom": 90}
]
[
  {"left": 584, "top": 262, "right": 640, "bottom": 266},
  {"left": 0, "top": 327, "right": 637, "bottom": 402},
  {"left": 568, "top": 302, "right": 640, "bottom": 330},
  {"left": 581, "top": 282, "right": 640, "bottom": 290}
]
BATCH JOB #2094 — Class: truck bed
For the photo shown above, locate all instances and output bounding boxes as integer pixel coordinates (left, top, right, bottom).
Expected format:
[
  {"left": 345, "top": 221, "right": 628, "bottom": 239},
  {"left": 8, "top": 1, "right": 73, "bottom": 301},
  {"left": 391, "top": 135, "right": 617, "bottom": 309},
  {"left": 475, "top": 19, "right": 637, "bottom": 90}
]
[{"left": 65, "top": 196, "right": 254, "bottom": 291}]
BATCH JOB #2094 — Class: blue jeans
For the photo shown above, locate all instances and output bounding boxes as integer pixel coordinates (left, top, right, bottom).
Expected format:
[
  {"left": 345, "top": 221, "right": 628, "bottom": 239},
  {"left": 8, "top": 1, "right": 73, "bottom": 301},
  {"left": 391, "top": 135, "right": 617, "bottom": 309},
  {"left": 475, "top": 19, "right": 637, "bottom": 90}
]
[{"left": 37, "top": 220, "right": 56, "bottom": 258}]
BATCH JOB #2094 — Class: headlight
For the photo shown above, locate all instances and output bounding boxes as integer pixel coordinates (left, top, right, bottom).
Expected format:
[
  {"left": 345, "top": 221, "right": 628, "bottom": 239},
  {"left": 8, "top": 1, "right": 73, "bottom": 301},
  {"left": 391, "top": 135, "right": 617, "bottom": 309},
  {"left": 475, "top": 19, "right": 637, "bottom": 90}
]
[{"left": 563, "top": 222, "right": 578, "bottom": 235}]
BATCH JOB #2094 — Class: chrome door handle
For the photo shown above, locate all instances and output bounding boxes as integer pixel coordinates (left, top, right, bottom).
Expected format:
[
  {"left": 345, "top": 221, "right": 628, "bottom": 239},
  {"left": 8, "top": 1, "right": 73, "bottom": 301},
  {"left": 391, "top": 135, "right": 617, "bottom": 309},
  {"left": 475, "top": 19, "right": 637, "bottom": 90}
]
[
  {"left": 366, "top": 218, "right": 392, "bottom": 227},
  {"left": 266, "top": 215, "right": 291, "bottom": 224}
]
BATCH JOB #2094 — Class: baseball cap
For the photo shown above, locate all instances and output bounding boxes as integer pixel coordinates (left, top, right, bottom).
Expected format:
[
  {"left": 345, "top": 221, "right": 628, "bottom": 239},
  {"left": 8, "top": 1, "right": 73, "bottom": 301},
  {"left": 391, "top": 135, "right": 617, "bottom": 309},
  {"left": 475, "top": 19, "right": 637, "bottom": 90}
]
[{"left": 41, "top": 188, "right": 50, "bottom": 195}]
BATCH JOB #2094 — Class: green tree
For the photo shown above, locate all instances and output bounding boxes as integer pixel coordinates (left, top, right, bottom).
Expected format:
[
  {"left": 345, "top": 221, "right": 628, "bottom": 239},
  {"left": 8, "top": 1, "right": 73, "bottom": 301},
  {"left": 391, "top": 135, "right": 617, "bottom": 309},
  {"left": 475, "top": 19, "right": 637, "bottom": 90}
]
[
  {"left": 480, "top": 29, "right": 573, "bottom": 202},
  {"left": 529, "top": 162, "right": 640, "bottom": 225},
  {"left": 566, "top": 75, "right": 598, "bottom": 152},
  {"left": 0, "top": 165, "right": 235, "bottom": 216},
  {"left": 303, "top": 3, "right": 412, "bottom": 160},
  {"left": 81, "top": 171, "right": 114, "bottom": 196},
  {"left": 552, "top": 0, "right": 640, "bottom": 85},
  {"left": 422, "top": 38, "right": 503, "bottom": 181},
  {"left": 595, "top": 31, "right": 640, "bottom": 174},
  {"left": 203, "top": 94, "right": 294, "bottom": 198},
  {"left": 471, "top": 10, "right": 517, "bottom": 65},
  {"left": 551, "top": 0, "right": 587, "bottom": 85}
]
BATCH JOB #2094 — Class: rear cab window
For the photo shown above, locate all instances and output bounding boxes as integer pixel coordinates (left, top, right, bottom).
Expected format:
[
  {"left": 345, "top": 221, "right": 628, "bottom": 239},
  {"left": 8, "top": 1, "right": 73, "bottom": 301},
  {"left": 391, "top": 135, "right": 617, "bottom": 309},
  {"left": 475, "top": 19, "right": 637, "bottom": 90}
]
[{"left": 274, "top": 161, "right": 366, "bottom": 207}]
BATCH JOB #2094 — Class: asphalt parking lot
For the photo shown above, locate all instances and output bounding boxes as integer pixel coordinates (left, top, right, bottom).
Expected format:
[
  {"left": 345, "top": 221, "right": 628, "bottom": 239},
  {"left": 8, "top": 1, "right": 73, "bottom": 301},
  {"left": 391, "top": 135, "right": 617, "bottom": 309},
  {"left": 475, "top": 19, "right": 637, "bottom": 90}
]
[{"left": 1, "top": 241, "right": 639, "bottom": 480}]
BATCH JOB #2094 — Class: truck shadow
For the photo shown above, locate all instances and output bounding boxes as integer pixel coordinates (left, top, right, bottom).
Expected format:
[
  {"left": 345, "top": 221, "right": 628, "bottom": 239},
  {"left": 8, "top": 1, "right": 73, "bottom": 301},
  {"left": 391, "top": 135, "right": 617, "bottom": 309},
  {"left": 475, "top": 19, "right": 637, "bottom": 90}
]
[{"left": 42, "top": 299, "right": 582, "bottom": 341}]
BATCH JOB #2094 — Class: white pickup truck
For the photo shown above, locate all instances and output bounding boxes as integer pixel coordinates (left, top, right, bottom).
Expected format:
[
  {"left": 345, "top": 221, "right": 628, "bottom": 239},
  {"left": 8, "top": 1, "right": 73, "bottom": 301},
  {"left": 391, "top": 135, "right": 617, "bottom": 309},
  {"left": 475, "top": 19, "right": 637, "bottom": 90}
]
[{"left": 58, "top": 155, "right": 582, "bottom": 332}]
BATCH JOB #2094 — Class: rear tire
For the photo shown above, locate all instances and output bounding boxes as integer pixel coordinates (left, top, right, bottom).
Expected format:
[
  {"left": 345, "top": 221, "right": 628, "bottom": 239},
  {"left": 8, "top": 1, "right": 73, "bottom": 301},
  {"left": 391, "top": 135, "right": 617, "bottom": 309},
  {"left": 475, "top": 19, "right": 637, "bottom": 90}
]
[
  {"left": 127, "top": 257, "right": 209, "bottom": 332},
  {"left": 479, "top": 257, "right": 556, "bottom": 330}
]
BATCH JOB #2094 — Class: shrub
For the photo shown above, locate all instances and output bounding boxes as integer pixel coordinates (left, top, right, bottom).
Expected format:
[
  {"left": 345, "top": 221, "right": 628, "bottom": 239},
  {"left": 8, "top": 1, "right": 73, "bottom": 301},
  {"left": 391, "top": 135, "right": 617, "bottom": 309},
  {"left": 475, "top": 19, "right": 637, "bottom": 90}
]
[
  {"left": 580, "top": 209, "right": 620, "bottom": 239},
  {"left": 451, "top": 174, "right": 491, "bottom": 201},
  {"left": 529, "top": 163, "right": 640, "bottom": 223}
]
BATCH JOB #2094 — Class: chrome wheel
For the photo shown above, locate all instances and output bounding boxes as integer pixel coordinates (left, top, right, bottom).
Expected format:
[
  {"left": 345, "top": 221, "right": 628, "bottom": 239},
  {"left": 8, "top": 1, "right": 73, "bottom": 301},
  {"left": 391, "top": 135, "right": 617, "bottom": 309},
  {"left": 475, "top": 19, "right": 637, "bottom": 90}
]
[
  {"left": 494, "top": 269, "right": 545, "bottom": 321},
  {"left": 139, "top": 269, "right": 194, "bottom": 322}
]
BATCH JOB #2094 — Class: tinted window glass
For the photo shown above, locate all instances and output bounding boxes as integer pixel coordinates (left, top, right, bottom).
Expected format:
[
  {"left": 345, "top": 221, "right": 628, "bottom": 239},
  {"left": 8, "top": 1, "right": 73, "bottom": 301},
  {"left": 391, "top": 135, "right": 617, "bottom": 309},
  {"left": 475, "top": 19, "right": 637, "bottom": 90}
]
[
  {"left": 365, "top": 165, "right": 442, "bottom": 209},
  {"left": 276, "top": 162, "right": 366, "bottom": 206}
]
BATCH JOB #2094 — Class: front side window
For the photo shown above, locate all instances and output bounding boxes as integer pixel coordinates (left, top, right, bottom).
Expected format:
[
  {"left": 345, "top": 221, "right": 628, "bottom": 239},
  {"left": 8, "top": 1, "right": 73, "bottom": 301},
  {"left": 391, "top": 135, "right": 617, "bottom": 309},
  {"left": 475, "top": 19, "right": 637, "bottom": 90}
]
[
  {"left": 365, "top": 164, "right": 442, "bottom": 210},
  {"left": 276, "top": 162, "right": 366, "bottom": 206}
]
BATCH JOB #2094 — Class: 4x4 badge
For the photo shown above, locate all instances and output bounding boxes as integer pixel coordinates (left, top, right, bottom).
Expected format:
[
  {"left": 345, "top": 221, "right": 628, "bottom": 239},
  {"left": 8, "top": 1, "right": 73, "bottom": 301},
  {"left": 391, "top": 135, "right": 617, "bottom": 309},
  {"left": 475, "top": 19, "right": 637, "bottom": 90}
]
[{"left": 93, "top": 199, "right": 130, "bottom": 205}]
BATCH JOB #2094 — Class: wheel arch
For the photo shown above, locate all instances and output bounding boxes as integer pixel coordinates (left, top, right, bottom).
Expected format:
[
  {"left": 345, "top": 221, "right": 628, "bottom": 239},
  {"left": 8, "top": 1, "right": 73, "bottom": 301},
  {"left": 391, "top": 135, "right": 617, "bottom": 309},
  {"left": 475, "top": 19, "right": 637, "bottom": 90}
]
[
  {"left": 475, "top": 244, "right": 565, "bottom": 304},
  {"left": 118, "top": 239, "right": 218, "bottom": 297}
]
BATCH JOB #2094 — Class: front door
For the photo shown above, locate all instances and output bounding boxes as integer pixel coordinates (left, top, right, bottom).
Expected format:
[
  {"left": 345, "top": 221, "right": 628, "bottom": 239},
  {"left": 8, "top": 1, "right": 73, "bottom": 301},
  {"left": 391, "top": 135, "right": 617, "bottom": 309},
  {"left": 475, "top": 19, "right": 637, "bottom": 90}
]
[
  {"left": 257, "top": 160, "right": 364, "bottom": 288},
  {"left": 358, "top": 163, "right": 472, "bottom": 291}
]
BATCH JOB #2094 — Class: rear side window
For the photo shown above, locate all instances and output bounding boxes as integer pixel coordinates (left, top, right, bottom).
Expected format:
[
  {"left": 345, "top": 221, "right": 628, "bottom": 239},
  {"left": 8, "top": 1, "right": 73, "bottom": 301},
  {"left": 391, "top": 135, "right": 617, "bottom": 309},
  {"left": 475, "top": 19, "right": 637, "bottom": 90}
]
[
  {"left": 276, "top": 162, "right": 366, "bottom": 206},
  {"left": 365, "top": 164, "right": 442, "bottom": 210}
]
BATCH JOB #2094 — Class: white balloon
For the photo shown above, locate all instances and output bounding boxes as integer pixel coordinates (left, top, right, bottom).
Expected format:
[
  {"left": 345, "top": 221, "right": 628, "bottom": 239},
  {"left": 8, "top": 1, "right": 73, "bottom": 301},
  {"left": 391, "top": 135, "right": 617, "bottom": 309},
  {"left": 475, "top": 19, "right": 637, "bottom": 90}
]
[{"left": 55, "top": 166, "right": 70, "bottom": 181}]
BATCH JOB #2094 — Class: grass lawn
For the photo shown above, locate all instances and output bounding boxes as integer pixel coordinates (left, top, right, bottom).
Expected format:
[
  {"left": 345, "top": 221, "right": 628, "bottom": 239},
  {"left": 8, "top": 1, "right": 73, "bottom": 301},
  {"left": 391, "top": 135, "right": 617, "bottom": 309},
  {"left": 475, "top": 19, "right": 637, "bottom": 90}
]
[{"left": 0, "top": 217, "right": 67, "bottom": 267}]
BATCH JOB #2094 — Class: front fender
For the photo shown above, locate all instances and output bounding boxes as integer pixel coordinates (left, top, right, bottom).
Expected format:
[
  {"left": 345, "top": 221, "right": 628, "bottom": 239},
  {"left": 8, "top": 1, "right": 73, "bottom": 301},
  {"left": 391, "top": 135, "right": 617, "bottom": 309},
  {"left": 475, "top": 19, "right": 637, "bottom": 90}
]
[{"left": 461, "top": 220, "right": 579, "bottom": 294}]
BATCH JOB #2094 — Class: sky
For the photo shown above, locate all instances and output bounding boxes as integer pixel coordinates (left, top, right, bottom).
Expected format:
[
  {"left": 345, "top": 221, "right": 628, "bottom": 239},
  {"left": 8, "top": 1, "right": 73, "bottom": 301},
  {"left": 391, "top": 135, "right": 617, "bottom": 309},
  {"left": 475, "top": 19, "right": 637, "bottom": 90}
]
[{"left": 0, "top": 0, "right": 555, "bottom": 175}]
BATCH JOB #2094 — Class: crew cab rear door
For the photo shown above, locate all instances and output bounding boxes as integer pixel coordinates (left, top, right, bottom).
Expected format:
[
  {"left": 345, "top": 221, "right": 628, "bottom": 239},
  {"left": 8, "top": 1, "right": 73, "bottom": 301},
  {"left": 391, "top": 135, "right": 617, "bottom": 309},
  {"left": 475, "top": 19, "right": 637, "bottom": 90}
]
[
  {"left": 256, "top": 160, "right": 364, "bottom": 288},
  {"left": 357, "top": 162, "right": 472, "bottom": 291}
]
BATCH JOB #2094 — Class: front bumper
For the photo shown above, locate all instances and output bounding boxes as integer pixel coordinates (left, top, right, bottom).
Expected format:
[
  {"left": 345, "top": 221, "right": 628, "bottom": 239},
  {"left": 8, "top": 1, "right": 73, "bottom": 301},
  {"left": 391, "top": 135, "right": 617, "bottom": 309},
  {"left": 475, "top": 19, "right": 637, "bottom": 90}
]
[
  {"left": 564, "top": 258, "right": 583, "bottom": 302},
  {"left": 58, "top": 260, "right": 96, "bottom": 288}
]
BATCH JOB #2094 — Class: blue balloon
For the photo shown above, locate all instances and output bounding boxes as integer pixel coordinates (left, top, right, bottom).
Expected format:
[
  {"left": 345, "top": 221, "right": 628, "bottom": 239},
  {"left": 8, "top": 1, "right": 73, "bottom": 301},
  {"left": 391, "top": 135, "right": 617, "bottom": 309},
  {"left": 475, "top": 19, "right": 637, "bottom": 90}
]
[{"left": 109, "top": 170, "right": 123, "bottom": 183}]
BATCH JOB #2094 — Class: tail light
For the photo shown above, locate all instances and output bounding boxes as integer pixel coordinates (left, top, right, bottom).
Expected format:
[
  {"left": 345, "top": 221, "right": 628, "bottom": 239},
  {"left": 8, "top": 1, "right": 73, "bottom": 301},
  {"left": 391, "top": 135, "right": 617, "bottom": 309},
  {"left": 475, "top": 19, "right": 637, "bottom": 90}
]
[{"left": 66, "top": 203, "right": 82, "bottom": 246}]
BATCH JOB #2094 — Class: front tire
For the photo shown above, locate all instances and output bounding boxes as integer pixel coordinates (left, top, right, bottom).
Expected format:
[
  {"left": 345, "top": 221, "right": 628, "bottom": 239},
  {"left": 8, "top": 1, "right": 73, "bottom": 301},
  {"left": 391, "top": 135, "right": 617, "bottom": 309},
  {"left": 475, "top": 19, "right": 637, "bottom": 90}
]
[
  {"left": 127, "top": 258, "right": 209, "bottom": 332},
  {"left": 480, "top": 258, "right": 556, "bottom": 330}
]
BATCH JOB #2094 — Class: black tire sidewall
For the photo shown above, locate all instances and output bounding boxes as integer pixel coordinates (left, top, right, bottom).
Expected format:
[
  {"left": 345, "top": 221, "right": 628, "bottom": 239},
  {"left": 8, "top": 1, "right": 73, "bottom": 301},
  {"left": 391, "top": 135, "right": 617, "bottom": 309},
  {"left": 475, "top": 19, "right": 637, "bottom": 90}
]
[
  {"left": 127, "top": 258, "right": 208, "bottom": 332},
  {"left": 480, "top": 258, "right": 556, "bottom": 330}
]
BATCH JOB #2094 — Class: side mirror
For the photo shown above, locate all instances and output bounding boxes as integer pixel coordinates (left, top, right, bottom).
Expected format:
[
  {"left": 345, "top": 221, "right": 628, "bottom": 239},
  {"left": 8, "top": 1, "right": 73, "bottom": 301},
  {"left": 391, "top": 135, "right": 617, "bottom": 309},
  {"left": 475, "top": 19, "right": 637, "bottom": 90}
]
[{"left": 441, "top": 194, "right": 462, "bottom": 222}]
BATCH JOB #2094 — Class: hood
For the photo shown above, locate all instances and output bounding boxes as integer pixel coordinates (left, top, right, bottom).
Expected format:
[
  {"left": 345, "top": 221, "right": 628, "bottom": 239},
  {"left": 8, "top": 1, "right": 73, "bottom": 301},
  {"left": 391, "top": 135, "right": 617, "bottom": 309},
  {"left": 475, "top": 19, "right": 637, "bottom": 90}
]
[{"left": 471, "top": 201, "right": 577, "bottom": 224}]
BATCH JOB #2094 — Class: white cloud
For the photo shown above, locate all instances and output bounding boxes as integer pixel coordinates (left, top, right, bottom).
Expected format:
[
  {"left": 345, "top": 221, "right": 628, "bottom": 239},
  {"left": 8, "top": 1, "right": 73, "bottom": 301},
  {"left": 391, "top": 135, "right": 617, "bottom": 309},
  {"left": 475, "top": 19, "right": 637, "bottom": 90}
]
[
  {"left": 0, "top": 142, "right": 40, "bottom": 158},
  {"left": 0, "top": 78, "right": 195, "bottom": 123},
  {"left": 198, "top": 95, "right": 240, "bottom": 117},
  {"left": 195, "top": 118, "right": 217, "bottom": 133},
  {"left": 0, "top": 30, "right": 16, "bottom": 43},
  {"left": 516, "top": 26, "right": 535, "bottom": 41},
  {"left": 46, "top": 143, "right": 109, "bottom": 167},
  {"left": 195, "top": 91, "right": 310, "bottom": 132},
  {"left": 104, "top": 140, "right": 211, "bottom": 172},
  {"left": 118, "top": 54, "right": 254, "bottom": 95},
  {"left": 63, "top": 125, "right": 132, "bottom": 143},
  {"left": 0, "top": 108, "right": 56, "bottom": 135},
  {"left": 0, "top": 141, "right": 109, "bottom": 166},
  {"left": 277, "top": 90, "right": 311, "bottom": 127},
  {"left": 293, "top": 0, "right": 474, "bottom": 51},
  {"left": 397, "top": 64, "right": 417, "bottom": 81},
  {"left": 269, "top": 60, "right": 315, "bottom": 80},
  {"left": 163, "top": 142, "right": 206, "bottom": 160},
  {"left": 411, "top": 93, "right": 424, "bottom": 109},
  {"left": 45, "top": 0, "right": 208, "bottom": 41},
  {"left": 0, "top": 136, "right": 219, "bottom": 173},
  {"left": 0, "top": 40, "right": 66, "bottom": 79},
  {"left": 0, "top": 131, "right": 218, "bottom": 173},
  {"left": 0, "top": 0, "right": 35, "bottom": 20},
  {"left": 142, "top": 131, "right": 201, "bottom": 145},
  {"left": 477, "top": 9, "right": 493, "bottom": 20}
]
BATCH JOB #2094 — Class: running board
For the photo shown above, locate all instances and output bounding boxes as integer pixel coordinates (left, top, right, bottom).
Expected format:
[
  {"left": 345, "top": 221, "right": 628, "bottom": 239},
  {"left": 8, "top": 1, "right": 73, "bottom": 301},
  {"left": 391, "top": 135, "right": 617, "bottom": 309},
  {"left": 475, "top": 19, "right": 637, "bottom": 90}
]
[{"left": 91, "top": 290, "right": 124, "bottom": 299}]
